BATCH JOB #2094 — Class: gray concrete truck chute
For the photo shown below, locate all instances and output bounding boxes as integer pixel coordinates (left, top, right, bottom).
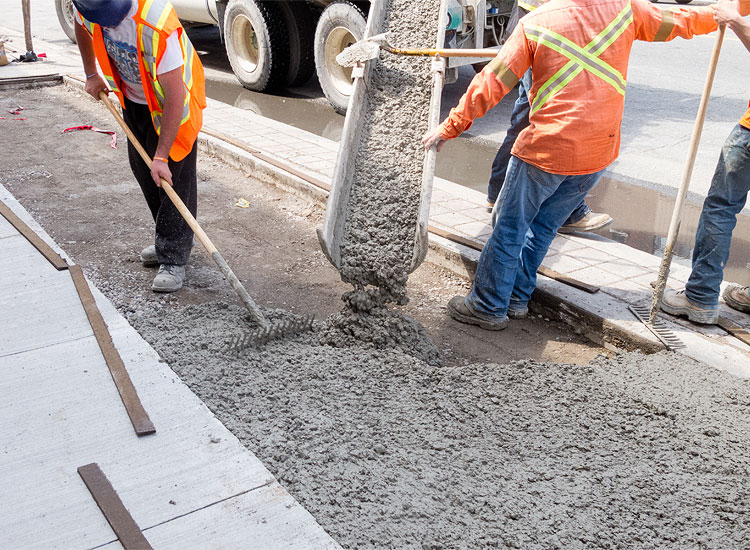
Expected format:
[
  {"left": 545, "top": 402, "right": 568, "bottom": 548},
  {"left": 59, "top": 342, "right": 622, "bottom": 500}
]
[{"left": 54, "top": 0, "right": 514, "bottom": 114}]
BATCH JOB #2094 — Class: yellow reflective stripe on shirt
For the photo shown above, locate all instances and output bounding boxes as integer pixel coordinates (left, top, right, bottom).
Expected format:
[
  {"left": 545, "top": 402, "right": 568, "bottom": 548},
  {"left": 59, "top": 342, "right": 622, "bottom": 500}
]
[
  {"left": 526, "top": 2, "right": 632, "bottom": 115},
  {"left": 653, "top": 9, "right": 675, "bottom": 42},
  {"left": 487, "top": 56, "right": 520, "bottom": 89},
  {"left": 518, "top": 1, "right": 537, "bottom": 11}
]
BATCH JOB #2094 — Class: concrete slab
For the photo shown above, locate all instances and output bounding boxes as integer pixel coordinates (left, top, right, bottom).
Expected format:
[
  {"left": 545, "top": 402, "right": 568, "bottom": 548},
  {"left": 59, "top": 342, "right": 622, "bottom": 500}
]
[{"left": 0, "top": 188, "right": 339, "bottom": 548}]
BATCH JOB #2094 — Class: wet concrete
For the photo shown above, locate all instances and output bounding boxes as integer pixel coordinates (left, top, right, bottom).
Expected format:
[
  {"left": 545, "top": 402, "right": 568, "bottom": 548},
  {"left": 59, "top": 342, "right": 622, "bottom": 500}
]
[{"left": 133, "top": 301, "right": 750, "bottom": 550}]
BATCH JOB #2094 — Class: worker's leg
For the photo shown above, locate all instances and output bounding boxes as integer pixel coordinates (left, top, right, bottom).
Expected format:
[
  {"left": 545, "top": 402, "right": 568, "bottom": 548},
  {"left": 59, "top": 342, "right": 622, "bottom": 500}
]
[
  {"left": 123, "top": 97, "right": 197, "bottom": 267},
  {"left": 486, "top": 69, "right": 532, "bottom": 205},
  {"left": 466, "top": 157, "right": 569, "bottom": 319},
  {"left": 685, "top": 124, "right": 750, "bottom": 308},
  {"left": 509, "top": 170, "right": 605, "bottom": 311}
]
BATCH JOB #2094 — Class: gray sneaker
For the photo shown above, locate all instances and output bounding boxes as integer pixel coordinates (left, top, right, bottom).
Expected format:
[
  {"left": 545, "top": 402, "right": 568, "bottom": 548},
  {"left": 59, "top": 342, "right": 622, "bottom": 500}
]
[
  {"left": 152, "top": 264, "right": 185, "bottom": 293},
  {"left": 660, "top": 288, "right": 719, "bottom": 324},
  {"left": 447, "top": 295, "right": 508, "bottom": 330},
  {"left": 558, "top": 211, "right": 613, "bottom": 234},
  {"left": 140, "top": 244, "right": 158, "bottom": 267}
]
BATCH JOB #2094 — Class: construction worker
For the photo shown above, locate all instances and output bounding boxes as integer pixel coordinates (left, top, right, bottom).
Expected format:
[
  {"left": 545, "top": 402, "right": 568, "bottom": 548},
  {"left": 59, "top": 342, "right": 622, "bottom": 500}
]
[
  {"left": 72, "top": 0, "right": 206, "bottom": 292},
  {"left": 488, "top": 0, "right": 613, "bottom": 234},
  {"left": 661, "top": 0, "right": 750, "bottom": 324},
  {"left": 423, "top": 0, "right": 720, "bottom": 331}
]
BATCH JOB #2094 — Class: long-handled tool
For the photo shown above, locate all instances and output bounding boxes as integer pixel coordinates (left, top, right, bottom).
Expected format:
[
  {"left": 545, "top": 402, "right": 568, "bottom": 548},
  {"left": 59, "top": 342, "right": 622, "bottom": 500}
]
[
  {"left": 98, "top": 91, "right": 313, "bottom": 346},
  {"left": 633, "top": 26, "right": 726, "bottom": 346},
  {"left": 336, "top": 32, "right": 499, "bottom": 67}
]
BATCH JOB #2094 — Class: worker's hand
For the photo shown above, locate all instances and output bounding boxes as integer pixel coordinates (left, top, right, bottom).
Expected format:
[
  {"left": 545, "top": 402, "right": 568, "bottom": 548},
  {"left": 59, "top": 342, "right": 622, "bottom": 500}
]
[
  {"left": 85, "top": 74, "right": 108, "bottom": 101},
  {"left": 422, "top": 128, "right": 447, "bottom": 152},
  {"left": 151, "top": 158, "right": 173, "bottom": 187},
  {"left": 715, "top": 0, "right": 742, "bottom": 25}
]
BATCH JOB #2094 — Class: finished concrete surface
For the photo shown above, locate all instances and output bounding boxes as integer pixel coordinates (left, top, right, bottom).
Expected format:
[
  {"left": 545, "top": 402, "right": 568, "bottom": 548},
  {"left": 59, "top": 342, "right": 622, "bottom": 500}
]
[{"left": 0, "top": 187, "right": 339, "bottom": 549}]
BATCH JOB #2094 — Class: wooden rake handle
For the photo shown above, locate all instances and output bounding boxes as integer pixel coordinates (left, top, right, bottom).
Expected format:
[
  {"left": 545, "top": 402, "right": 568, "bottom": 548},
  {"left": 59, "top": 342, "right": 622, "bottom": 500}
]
[
  {"left": 648, "top": 26, "right": 726, "bottom": 323},
  {"left": 98, "top": 91, "right": 270, "bottom": 327}
]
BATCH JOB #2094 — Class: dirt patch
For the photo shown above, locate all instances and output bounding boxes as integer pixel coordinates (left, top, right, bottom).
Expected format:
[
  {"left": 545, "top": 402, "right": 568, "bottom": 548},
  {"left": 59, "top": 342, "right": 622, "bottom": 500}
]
[{"left": 11, "top": 86, "right": 750, "bottom": 548}]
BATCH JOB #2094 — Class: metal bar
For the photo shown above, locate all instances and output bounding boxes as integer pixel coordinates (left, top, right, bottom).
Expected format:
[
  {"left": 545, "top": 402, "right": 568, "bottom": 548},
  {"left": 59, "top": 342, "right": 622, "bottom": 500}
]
[
  {"left": 78, "top": 463, "right": 153, "bottom": 550},
  {"left": 428, "top": 224, "right": 600, "bottom": 294},
  {"left": 0, "top": 199, "right": 69, "bottom": 270},
  {"left": 69, "top": 265, "right": 155, "bottom": 436}
]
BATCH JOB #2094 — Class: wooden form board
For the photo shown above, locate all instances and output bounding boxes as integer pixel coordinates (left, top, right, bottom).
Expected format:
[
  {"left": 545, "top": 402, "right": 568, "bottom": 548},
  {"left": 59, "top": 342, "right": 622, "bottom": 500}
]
[{"left": 69, "top": 265, "right": 156, "bottom": 436}]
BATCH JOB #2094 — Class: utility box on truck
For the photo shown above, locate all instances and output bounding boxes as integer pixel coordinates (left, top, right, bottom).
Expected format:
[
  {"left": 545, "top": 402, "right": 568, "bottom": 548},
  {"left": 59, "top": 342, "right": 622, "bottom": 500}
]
[{"left": 55, "top": 0, "right": 514, "bottom": 114}]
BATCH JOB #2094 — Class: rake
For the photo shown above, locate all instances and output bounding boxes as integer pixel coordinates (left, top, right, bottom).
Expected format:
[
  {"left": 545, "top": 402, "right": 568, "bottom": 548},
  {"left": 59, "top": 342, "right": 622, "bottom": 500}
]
[{"left": 98, "top": 91, "right": 313, "bottom": 348}]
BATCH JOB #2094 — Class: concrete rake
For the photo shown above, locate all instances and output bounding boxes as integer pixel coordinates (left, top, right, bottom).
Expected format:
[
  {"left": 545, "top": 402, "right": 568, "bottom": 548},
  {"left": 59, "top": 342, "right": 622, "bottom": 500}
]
[{"left": 98, "top": 92, "right": 313, "bottom": 348}]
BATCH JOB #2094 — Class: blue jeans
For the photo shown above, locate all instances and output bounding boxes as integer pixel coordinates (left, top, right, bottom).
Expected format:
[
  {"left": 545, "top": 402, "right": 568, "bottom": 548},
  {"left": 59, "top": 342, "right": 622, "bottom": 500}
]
[
  {"left": 685, "top": 124, "right": 750, "bottom": 308},
  {"left": 487, "top": 68, "right": 588, "bottom": 224},
  {"left": 467, "top": 157, "right": 605, "bottom": 319}
]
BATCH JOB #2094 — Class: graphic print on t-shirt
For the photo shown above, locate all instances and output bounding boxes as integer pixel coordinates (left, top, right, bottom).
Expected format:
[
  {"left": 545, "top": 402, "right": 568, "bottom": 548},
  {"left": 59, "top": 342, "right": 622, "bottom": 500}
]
[{"left": 103, "top": 36, "right": 141, "bottom": 85}]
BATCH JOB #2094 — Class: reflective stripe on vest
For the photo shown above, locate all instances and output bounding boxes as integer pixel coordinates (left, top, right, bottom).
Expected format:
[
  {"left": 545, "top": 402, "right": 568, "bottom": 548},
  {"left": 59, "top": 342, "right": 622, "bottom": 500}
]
[
  {"left": 526, "top": 1, "right": 633, "bottom": 115},
  {"left": 518, "top": 0, "right": 545, "bottom": 12},
  {"left": 137, "top": 0, "right": 192, "bottom": 134}
]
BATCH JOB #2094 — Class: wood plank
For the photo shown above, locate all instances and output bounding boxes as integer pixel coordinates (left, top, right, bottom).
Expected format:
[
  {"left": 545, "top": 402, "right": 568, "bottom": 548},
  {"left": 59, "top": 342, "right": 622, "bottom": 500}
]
[
  {"left": 718, "top": 316, "right": 750, "bottom": 347},
  {"left": 78, "top": 463, "right": 153, "bottom": 550},
  {"left": 0, "top": 199, "right": 68, "bottom": 270},
  {"left": 68, "top": 265, "right": 155, "bottom": 436}
]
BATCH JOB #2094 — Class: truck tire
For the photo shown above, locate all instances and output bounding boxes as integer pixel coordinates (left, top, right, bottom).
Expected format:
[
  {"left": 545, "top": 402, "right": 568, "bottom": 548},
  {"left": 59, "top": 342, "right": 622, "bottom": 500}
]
[
  {"left": 224, "top": 0, "right": 290, "bottom": 92},
  {"left": 278, "top": 2, "right": 317, "bottom": 87},
  {"left": 314, "top": 1, "right": 367, "bottom": 114},
  {"left": 55, "top": 0, "right": 77, "bottom": 44}
]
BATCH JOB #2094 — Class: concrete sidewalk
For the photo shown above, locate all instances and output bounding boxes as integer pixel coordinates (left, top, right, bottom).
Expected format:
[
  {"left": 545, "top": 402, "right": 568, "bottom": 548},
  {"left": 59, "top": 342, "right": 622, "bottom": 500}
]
[
  {"left": 0, "top": 184, "right": 339, "bottom": 549},
  {"left": 3, "top": 26, "right": 750, "bottom": 379}
]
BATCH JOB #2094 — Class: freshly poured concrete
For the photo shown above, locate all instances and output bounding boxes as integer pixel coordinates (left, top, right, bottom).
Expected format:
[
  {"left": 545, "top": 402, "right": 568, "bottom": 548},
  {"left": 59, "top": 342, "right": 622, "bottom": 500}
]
[{"left": 134, "top": 300, "right": 750, "bottom": 550}]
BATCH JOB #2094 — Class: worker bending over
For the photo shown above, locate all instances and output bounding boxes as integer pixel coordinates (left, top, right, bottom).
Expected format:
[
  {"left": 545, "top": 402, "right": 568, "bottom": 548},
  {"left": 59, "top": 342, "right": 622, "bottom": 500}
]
[
  {"left": 72, "top": 0, "right": 206, "bottom": 292},
  {"left": 423, "top": 0, "right": 720, "bottom": 331},
  {"left": 661, "top": 0, "right": 750, "bottom": 324}
]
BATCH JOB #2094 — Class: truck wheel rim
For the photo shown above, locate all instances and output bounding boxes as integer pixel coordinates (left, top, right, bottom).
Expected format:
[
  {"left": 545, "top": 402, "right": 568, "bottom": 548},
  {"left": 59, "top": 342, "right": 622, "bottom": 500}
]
[
  {"left": 325, "top": 26, "right": 356, "bottom": 97},
  {"left": 232, "top": 14, "right": 259, "bottom": 74},
  {"left": 62, "top": 0, "right": 76, "bottom": 27}
]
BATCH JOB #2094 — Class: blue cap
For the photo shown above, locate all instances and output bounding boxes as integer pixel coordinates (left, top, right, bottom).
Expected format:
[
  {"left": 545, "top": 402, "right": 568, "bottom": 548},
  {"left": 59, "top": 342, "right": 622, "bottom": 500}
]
[{"left": 72, "top": 0, "right": 132, "bottom": 27}]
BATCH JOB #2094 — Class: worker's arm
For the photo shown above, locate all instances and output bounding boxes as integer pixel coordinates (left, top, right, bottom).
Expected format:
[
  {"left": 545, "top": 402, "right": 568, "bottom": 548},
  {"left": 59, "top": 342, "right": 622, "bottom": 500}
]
[
  {"left": 74, "top": 21, "right": 108, "bottom": 100},
  {"left": 716, "top": 0, "right": 750, "bottom": 52},
  {"left": 423, "top": 28, "right": 529, "bottom": 151},
  {"left": 151, "top": 66, "right": 185, "bottom": 187}
]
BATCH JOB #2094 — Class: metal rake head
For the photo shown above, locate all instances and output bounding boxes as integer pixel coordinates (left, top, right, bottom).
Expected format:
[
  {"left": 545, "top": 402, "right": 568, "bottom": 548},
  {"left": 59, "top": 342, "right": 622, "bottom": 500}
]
[
  {"left": 629, "top": 304, "right": 685, "bottom": 350},
  {"left": 226, "top": 315, "right": 315, "bottom": 353}
]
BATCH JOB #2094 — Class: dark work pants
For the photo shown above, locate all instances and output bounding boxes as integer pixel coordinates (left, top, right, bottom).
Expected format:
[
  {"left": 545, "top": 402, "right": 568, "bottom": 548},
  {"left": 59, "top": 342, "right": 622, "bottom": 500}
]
[{"left": 122, "top": 97, "right": 197, "bottom": 266}]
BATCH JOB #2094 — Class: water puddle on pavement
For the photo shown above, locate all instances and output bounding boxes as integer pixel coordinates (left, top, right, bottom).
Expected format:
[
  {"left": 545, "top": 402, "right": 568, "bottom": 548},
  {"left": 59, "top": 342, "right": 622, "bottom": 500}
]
[{"left": 205, "top": 80, "right": 750, "bottom": 288}]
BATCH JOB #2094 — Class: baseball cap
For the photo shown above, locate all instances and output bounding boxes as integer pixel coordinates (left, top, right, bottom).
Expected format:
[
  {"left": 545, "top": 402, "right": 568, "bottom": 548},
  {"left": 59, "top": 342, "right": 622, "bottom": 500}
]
[{"left": 72, "top": 0, "right": 132, "bottom": 28}]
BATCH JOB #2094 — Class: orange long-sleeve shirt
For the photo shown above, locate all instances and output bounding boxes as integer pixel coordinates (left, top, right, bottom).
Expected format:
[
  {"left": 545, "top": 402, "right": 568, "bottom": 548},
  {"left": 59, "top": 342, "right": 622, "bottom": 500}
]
[{"left": 438, "top": 0, "right": 718, "bottom": 175}]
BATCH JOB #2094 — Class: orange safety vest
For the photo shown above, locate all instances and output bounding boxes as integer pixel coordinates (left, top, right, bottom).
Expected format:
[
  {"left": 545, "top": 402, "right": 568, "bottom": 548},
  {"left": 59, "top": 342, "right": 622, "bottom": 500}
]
[
  {"left": 439, "top": 0, "right": 718, "bottom": 175},
  {"left": 79, "top": 0, "right": 206, "bottom": 161}
]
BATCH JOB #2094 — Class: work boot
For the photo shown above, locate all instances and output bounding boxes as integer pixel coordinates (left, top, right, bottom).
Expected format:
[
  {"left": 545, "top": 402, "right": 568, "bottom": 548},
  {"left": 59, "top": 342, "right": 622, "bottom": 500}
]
[
  {"left": 723, "top": 285, "right": 750, "bottom": 314},
  {"left": 140, "top": 244, "right": 158, "bottom": 267},
  {"left": 447, "top": 296, "right": 508, "bottom": 331},
  {"left": 558, "top": 211, "right": 613, "bottom": 234},
  {"left": 660, "top": 288, "right": 719, "bottom": 324},
  {"left": 507, "top": 305, "right": 529, "bottom": 319},
  {"left": 152, "top": 264, "right": 185, "bottom": 293}
]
